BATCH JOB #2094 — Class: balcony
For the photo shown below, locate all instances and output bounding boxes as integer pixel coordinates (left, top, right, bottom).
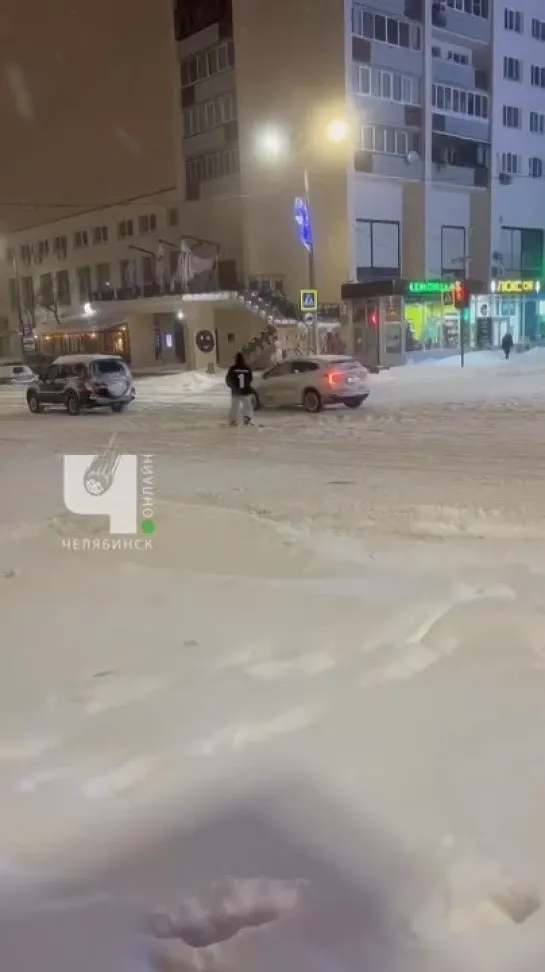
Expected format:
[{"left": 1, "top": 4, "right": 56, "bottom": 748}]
[
  {"left": 432, "top": 1, "right": 491, "bottom": 46},
  {"left": 432, "top": 133, "right": 490, "bottom": 187}
]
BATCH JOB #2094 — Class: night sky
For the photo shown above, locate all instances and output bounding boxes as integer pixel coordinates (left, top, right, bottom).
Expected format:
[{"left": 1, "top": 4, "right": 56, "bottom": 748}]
[{"left": 0, "top": 0, "right": 179, "bottom": 231}]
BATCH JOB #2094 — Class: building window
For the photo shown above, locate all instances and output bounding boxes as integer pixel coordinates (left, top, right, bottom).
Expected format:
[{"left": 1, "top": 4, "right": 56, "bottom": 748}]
[
  {"left": 446, "top": 0, "right": 489, "bottom": 16},
  {"left": 441, "top": 226, "right": 466, "bottom": 274},
  {"left": 168, "top": 207, "right": 179, "bottom": 227},
  {"left": 183, "top": 93, "right": 236, "bottom": 137},
  {"left": 361, "top": 125, "right": 419, "bottom": 157},
  {"left": 20, "top": 276, "right": 34, "bottom": 310},
  {"left": 504, "top": 8, "right": 523, "bottom": 32},
  {"left": 532, "top": 18, "right": 545, "bottom": 41},
  {"left": 142, "top": 255, "right": 154, "bottom": 285},
  {"left": 8, "top": 278, "right": 18, "bottom": 311},
  {"left": 530, "top": 65, "right": 545, "bottom": 87},
  {"left": 352, "top": 66, "right": 421, "bottom": 106},
  {"left": 38, "top": 272, "right": 54, "bottom": 304},
  {"left": 77, "top": 266, "right": 92, "bottom": 302},
  {"left": 74, "top": 229, "right": 88, "bottom": 249},
  {"left": 138, "top": 213, "right": 157, "bottom": 234},
  {"left": 500, "top": 152, "right": 521, "bottom": 175},
  {"left": 502, "top": 105, "right": 522, "bottom": 128},
  {"left": 432, "top": 42, "right": 470, "bottom": 64},
  {"left": 503, "top": 57, "right": 522, "bottom": 81},
  {"left": 118, "top": 219, "right": 134, "bottom": 239},
  {"left": 529, "top": 157, "right": 544, "bottom": 178},
  {"left": 96, "top": 262, "right": 111, "bottom": 290},
  {"left": 92, "top": 225, "right": 108, "bottom": 244},
  {"left": 432, "top": 84, "right": 488, "bottom": 119},
  {"left": 356, "top": 219, "right": 400, "bottom": 276},
  {"left": 180, "top": 38, "right": 234, "bottom": 87},
  {"left": 185, "top": 146, "right": 239, "bottom": 186},
  {"left": 351, "top": 8, "right": 421, "bottom": 50},
  {"left": 34, "top": 240, "right": 49, "bottom": 262},
  {"left": 55, "top": 269, "right": 71, "bottom": 306},
  {"left": 20, "top": 244, "right": 32, "bottom": 266},
  {"left": 530, "top": 111, "right": 545, "bottom": 133},
  {"left": 53, "top": 235, "right": 67, "bottom": 259}
]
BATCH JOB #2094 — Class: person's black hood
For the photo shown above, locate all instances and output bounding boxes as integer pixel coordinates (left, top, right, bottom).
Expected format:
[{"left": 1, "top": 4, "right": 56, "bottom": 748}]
[{"left": 234, "top": 352, "right": 246, "bottom": 367}]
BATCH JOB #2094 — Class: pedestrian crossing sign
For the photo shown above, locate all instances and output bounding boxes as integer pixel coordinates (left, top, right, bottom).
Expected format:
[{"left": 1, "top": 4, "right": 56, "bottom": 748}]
[{"left": 300, "top": 289, "right": 318, "bottom": 312}]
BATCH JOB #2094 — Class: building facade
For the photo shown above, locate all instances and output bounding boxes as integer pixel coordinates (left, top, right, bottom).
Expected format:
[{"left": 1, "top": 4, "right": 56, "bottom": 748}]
[{"left": 2, "top": 0, "right": 545, "bottom": 359}]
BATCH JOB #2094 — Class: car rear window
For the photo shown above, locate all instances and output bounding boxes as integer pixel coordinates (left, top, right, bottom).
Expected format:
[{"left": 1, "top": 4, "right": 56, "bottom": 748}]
[
  {"left": 337, "top": 358, "right": 364, "bottom": 371},
  {"left": 91, "top": 359, "right": 126, "bottom": 375}
]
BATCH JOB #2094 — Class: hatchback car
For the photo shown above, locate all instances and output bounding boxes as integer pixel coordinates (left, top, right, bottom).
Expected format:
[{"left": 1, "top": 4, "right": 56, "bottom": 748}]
[
  {"left": 251, "top": 355, "right": 369, "bottom": 413},
  {"left": 26, "top": 354, "right": 135, "bottom": 415}
]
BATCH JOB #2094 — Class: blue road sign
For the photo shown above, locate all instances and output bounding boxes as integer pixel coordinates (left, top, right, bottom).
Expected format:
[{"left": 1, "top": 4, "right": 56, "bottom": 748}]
[
  {"left": 293, "top": 196, "right": 313, "bottom": 252},
  {"left": 300, "top": 289, "right": 318, "bottom": 312}
]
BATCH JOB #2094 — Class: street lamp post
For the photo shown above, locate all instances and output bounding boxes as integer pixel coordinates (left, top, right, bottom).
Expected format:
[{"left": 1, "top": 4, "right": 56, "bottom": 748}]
[{"left": 256, "top": 118, "right": 350, "bottom": 352}]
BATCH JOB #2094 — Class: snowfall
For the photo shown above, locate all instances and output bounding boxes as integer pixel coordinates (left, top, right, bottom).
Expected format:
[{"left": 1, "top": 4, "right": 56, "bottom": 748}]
[{"left": 1, "top": 348, "right": 545, "bottom": 970}]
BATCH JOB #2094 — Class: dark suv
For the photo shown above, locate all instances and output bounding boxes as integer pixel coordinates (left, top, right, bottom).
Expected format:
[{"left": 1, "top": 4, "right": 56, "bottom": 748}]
[{"left": 26, "top": 354, "right": 135, "bottom": 415}]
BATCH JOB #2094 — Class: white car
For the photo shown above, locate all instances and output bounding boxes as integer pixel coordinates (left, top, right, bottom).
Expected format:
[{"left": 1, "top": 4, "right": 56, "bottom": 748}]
[
  {"left": 0, "top": 362, "right": 36, "bottom": 385},
  {"left": 252, "top": 355, "right": 369, "bottom": 413}
]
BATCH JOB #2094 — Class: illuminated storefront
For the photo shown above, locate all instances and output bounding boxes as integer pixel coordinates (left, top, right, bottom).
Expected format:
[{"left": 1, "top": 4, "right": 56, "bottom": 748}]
[
  {"left": 473, "top": 279, "right": 545, "bottom": 347},
  {"left": 341, "top": 278, "right": 472, "bottom": 367}
]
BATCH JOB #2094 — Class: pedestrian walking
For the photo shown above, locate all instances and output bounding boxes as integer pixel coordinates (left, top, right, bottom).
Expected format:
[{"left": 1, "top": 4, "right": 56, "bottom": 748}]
[{"left": 501, "top": 332, "right": 514, "bottom": 360}]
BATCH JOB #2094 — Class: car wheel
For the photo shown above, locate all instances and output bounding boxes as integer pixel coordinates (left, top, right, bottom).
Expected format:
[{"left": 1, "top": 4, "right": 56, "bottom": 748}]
[
  {"left": 250, "top": 391, "right": 260, "bottom": 411},
  {"left": 111, "top": 403, "right": 126, "bottom": 413},
  {"left": 303, "top": 388, "right": 323, "bottom": 413},
  {"left": 27, "top": 392, "right": 42, "bottom": 413},
  {"left": 343, "top": 396, "right": 365, "bottom": 408},
  {"left": 65, "top": 392, "right": 81, "bottom": 415}
]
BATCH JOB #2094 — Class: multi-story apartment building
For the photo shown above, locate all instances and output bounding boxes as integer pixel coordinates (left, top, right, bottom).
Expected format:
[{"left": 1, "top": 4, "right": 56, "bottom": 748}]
[
  {"left": 177, "top": 0, "right": 545, "bottom": 289},
  {"left": 3, "top": 0, "right": 545, "bottom": 359}
]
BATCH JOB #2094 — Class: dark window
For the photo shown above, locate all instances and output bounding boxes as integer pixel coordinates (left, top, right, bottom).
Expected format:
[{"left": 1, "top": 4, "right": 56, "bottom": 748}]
[
  {"left": 399, "top": 22, "right": 410, "bottom": 47},
  {"left": 374, "top": 14, "right": 386, "bottom": 41},
  {"left": 387, "top": 17, "right": 398, "bottom": 44},
  {"left": 77, "top": 266, "right": 92, "bottom": 302},
  {"left": 91, "top": 359, "right": 126, "bottom": 376},
  {"left": 56, "top": 269, "right": 70, "bottom": 305},
  {"left": 263, "top": 362, "right": 292, "bottom": 378},
  {"left": 291, "top": 361, "right": 319, "bottom": 373},
  {"left": 361, "top": 10, "right": 373, "bottom": 36}
]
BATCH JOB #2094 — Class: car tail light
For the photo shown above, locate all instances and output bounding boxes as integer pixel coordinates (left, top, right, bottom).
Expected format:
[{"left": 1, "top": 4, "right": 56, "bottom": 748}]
[
  {"left": 84, "top": 380, "right": 98, "bottom": 392},
  {"left": 325, "top": 371, "right": 342, "bottom": 386}
]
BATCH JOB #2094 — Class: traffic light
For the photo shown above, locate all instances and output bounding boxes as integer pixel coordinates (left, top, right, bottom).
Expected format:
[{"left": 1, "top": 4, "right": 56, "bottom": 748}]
[
  {"left": 454, "top": 281, "right": 470, "bottom": 324},
  {"left": 453, "top": 281, "right": 469, "bottom": 309}
]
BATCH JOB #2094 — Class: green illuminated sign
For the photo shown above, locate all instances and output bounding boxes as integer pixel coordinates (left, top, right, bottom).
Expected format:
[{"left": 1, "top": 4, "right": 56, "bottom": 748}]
[{"left": 407, "top": 280, "right": 457, "bottom": 294}]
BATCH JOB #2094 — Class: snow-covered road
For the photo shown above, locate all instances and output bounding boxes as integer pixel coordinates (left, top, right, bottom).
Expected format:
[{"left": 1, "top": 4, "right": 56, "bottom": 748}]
[{"left": 1, "top": 353, "right": 545, "bottom": 970}]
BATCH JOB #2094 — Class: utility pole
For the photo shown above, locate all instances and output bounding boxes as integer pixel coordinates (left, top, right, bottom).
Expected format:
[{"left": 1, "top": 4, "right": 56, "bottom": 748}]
[{"left": 302, "top": 167, "right": 318, "bottom": 352}]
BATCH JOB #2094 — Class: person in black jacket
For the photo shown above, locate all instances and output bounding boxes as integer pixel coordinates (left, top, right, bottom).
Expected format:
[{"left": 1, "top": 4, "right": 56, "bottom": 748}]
[
  {"left": 501, "top": 332, "right": 514, "bottom": 359},
  {"left": 226, "top": 352, "right": 253, "bottom": 425}
]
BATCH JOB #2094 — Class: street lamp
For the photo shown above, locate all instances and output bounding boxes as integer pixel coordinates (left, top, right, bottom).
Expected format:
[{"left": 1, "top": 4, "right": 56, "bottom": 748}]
[{"left": 255, "top": 118, "right": 350, "bottom": 350}]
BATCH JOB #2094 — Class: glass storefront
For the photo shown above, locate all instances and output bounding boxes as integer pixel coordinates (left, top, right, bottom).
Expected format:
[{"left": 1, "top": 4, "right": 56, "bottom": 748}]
[
  {"left": 474, "top": 279, "right": 545, "bottom": 348},
  {"left": 341, "top": 277, "right": 545, "bottom": 367}
]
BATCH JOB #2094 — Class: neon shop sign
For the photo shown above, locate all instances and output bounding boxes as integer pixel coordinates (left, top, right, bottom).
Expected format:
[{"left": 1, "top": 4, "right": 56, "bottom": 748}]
[
  {"left": 492, "top": 279, "right": 540, "bottom": 294},
  {"left": 407, "top": 281, "right": 459, "bottom": 295}
]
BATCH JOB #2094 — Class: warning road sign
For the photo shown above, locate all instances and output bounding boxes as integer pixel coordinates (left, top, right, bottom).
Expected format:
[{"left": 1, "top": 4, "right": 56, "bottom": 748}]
[{"left": 300, "top": 289, "right": 318, "bottom": 312}]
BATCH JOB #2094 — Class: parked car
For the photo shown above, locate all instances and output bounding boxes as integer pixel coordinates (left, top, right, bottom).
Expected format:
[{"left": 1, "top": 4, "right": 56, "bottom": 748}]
[
  {"left": 0, "top": 361, "right": 36, "bottom": 384},
  {"left": 26, "top": 354, "right": 135, "bottom": 415},
  {"left": 251, "top": 355, "right": 370, "bottom": 413}
]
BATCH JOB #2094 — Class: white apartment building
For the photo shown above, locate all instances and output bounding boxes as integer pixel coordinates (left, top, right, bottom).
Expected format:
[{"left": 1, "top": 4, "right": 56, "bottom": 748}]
[{"left": 490, "top": 3, "right": 545, "bottom": 277}]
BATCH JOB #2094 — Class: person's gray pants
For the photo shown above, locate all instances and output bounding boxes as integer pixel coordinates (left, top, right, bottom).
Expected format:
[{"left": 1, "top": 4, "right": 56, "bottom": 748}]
[{"left": 229, "top": 393, "right": 253, "bottom": 424}]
